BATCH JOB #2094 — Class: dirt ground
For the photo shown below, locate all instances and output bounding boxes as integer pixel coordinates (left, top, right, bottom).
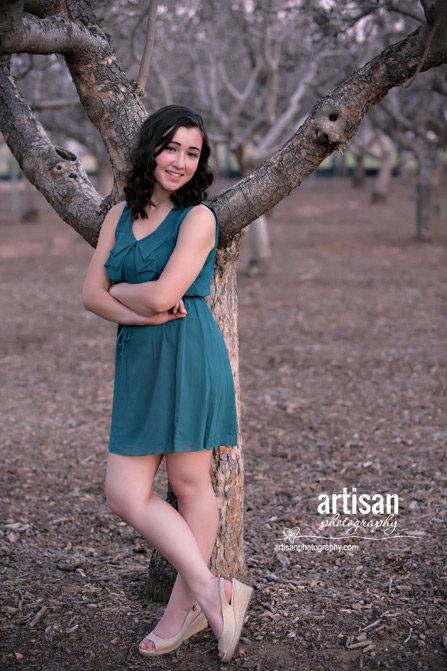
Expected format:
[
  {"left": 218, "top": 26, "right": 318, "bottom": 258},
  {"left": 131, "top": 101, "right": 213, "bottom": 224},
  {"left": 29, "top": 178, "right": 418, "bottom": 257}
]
[{"left": 0, "top": 177, "right": 446, "bottom": 671}]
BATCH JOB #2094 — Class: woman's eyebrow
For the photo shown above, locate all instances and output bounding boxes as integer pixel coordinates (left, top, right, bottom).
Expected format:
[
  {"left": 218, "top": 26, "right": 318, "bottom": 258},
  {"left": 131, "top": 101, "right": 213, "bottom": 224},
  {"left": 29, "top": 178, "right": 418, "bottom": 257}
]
[{"left": 169, "top": 140, "right": 201, "bottom": 152}]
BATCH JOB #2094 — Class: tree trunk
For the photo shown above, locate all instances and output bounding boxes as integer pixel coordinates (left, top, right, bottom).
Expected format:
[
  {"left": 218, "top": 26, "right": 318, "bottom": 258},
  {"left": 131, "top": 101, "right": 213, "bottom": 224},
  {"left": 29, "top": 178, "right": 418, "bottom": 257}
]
[
  {"left": 371, "top": 151, "right": 393, "bottom": 203},
  {"left": 2, "top": 11, "right": 447, "bottom": 244},
  {"left": 1, "top": 0, "right": 447, "bottom": 592},
  {"left": 208, "top": 235, "right": 249, "bottom": 581},
  {"left": 416, "top": 181, "right": 432, "bottom": 239},
  {"left": 20, "top": 178, "right": 40, "bottom": 222},
  {"left": 240, "top": 155, "right": 272, "bottom": 276},
  {"left": 247, "top": 215, "right": 272, "bottom": 277},
  {"left": 415, "top": 144, "right": 437, "bottom": 239},
  {"left": 9, "top": 152, "right": 20, "bottom": 215},
  {"left": 352, "top": 151, "right": 366, "bottom": 189}
]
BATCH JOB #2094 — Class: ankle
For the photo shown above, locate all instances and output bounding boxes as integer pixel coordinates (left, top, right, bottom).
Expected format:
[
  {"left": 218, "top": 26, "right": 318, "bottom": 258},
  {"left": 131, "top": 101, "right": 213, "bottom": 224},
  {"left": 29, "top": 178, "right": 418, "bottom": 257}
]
[{"left": 192, "top": 574, "right": 217, "bottom": 603}]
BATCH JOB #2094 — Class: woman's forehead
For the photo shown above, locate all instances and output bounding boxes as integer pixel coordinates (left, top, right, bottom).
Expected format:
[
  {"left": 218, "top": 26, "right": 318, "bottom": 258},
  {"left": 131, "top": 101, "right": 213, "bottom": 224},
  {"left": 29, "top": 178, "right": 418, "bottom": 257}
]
[{"left": 164, "top": 125, "right": 203, "bottom": 148}]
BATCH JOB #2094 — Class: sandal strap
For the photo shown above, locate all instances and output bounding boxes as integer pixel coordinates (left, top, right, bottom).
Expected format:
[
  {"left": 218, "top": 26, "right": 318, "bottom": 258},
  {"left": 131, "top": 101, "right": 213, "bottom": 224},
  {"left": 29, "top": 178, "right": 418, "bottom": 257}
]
[
  {"left": 218, "top": 577, "right": 235, "bottom": 653},
  {"left": 140, "top": 607, "right": 207, "bottom": 653},
  {"left": 141, "top": 631, "right": 170, "bottom": 646}
]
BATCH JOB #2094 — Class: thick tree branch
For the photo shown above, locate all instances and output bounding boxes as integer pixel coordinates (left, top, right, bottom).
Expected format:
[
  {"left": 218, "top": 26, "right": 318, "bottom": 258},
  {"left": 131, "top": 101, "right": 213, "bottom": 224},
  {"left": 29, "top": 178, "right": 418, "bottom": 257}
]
[
  {"left": 211, "top": 26, "right": 447, "bottom": 245},
  {"left": 0, "top": 4, "right": 147, "bottom": 192},
  {"left": 2, "top": 2, "right": 446, "bottom": 253},
  {"left": 0, "top": 57, "right": 102, "bottom": 244},
  {"left": 0, "top": 11, "right": 101, "bottom": 55}
]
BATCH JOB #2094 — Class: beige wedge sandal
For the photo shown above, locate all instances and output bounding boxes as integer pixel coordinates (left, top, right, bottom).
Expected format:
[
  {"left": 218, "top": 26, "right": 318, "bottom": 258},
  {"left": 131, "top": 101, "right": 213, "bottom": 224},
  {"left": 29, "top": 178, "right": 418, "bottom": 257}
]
[
  {"left": 139, "top": 602, "right": 207, "bottom": 657},
  {"left": 218, "top": 577, "right": 253, "bottom": 663}
]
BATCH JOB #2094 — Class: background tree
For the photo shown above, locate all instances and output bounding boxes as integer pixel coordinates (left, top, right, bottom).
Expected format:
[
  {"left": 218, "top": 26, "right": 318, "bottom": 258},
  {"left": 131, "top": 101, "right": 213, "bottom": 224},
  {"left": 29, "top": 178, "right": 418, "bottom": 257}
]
[
  {"left": 373, "top": 73, "right": 447, "bottom": 239},
  {"left": 320, "top": 0, "right": 447, "bottom": 233},
  {"left": 1, "top": 0, "right": 446, "bottom": 592}
]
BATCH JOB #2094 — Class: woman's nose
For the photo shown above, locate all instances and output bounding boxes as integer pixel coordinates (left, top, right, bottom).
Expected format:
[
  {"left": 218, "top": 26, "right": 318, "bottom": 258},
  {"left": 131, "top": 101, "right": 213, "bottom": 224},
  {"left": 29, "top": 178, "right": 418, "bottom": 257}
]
[{"left": 173, "top": 152, "right": 185, "bottom": 168}]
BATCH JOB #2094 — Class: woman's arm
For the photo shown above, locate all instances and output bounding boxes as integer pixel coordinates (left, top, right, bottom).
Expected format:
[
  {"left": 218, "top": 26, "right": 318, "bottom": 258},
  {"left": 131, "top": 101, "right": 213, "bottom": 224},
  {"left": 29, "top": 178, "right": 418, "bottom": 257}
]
[
  {"left": 82, "top": 202, "right": 186, "bottom": 326},
  {"left": 109, "top": 204, "right": 215, "bottom": 315}
]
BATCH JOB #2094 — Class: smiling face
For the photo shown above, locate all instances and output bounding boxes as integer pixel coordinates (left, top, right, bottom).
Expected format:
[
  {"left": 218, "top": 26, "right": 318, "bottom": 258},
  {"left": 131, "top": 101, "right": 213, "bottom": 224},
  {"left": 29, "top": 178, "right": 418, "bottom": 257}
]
[{"left": 153, "top": 125, "right": 203, "bottom": 197}]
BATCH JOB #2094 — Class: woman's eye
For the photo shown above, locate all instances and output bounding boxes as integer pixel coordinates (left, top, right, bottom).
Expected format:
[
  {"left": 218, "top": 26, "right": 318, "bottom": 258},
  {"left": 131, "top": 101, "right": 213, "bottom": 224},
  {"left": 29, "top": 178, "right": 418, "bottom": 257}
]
[{"left": 188, "top": 152, "right": 199, "bottom": 159}]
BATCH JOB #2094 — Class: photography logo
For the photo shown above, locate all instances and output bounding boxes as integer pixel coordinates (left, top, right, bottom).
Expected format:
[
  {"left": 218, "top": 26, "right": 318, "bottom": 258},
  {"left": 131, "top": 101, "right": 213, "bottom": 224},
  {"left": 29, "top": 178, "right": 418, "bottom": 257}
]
[{"left": 274, "top": 487, "right": 422, "bottom": 553}]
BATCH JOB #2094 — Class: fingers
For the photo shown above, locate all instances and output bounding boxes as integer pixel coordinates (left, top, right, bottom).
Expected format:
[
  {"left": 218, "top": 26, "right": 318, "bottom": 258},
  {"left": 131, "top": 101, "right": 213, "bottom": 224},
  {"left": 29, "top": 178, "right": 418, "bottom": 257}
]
[
  {"left": 145, "top": 310, "right": 186, "bottom": 325},
  {"left": 167, "top": 310, "right": 187, "bottom": 321},
  {"left": 171, "top": 300, "right": 187, "bottom": 315}
]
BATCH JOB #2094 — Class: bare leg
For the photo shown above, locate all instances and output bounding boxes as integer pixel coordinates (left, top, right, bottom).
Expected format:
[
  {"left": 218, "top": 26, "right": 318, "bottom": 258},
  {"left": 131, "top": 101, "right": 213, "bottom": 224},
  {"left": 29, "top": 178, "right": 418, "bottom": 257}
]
[
  {"left": 104, "top": 452, "right": 231, "bottom": 654},
  {"left": 139, "top": 449, "right": 219, "bottom": 651}
]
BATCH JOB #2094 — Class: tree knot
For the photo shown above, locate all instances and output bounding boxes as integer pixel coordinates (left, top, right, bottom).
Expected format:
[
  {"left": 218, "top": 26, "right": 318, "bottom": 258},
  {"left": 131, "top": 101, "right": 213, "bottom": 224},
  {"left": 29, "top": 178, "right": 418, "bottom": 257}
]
[
  {"left": 130, "top": 79, "right": 144, "bottom": 97},
  {"left": 313, "top": 104, "right": 347, "bottom": 150},
  {"left": 55, "top": 146, "right": 77, "bottom": 161}
]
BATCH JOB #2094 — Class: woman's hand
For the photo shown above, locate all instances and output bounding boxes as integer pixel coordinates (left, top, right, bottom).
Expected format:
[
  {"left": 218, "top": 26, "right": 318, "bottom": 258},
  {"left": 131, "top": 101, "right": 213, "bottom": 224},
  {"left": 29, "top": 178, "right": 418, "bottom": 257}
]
[
  {"left": 109, "top": 285, "right": 187, "bottom": 326},
  {"left": 141, "top": 305, "right": 187, "bottom": 326},
  {"left": 170, "top": 299, "right": 187, "bottom": 316},
  {"left": 103, "top": 205, "right": 216, "bottom": 315}
]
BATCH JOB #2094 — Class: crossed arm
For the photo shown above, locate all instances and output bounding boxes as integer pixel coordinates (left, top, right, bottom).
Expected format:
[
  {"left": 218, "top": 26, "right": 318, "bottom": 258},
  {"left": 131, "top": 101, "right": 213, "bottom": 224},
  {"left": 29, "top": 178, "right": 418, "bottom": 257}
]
[{"left": 82, "top": 202, "right": 215, "bottom": 326}]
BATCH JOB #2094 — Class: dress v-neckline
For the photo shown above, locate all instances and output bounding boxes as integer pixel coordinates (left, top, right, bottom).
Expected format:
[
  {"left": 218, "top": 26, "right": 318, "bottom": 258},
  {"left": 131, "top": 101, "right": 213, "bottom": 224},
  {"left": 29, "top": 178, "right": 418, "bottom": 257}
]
[{"left": 130, "top": 205, "right": 177, "bottom": 243}]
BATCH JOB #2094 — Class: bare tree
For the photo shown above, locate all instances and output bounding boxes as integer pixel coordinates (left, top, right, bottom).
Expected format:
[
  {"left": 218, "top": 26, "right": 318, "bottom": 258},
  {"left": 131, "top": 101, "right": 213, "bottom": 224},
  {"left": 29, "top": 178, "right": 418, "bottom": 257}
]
[
  {"left": 170, "top": 0, "right": 345, "bottom": 273},
  {"left": 323, "top": 0, "right": 447, "bottom": 235},
  {"left": 1, "top": 0, "right": 446, "bottom": 586},
  {"left": 374, "top": 73, "right": 446, "bottom": 238}
]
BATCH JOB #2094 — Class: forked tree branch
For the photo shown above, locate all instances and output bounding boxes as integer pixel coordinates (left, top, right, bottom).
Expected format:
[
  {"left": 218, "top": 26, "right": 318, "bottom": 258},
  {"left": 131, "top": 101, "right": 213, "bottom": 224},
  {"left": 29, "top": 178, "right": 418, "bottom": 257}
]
[
  {"left": 1, "top": 1, "right": 446, "bottom": 250},
  {"left": 0, "top": 56, "right": 102, "bottom": 244},
  {"left": 0, "top": 3, "right": 148, "bottom": 193},
  {"left": 0, "top": 10, "right": 100, "bottom": 54}
]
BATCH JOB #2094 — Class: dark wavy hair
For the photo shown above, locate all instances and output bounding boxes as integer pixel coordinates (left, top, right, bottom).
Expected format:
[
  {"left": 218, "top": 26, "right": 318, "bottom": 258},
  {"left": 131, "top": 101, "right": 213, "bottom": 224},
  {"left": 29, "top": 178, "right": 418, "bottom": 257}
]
[{"left": 124, "top": 105, "right": 214, "bottom": 220}]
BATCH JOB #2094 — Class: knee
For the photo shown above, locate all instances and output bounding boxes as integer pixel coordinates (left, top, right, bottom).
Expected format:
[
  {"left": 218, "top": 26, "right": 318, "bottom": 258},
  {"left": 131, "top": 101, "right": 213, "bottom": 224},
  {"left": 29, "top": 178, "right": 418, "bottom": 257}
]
[
  {"left": 104, "top": 481, "right": 127, "bottom": 519},
  {"left": 104, "top": 480, "right": 150, "bottom": 521},
  {"left": 168, "top": 472, "right": 213, "bottom": 504}
]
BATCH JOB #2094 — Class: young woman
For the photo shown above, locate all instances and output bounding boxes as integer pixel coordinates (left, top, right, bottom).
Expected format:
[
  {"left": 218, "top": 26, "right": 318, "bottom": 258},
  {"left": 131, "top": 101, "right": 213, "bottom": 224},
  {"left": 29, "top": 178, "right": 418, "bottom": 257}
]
[{"left": 82, "top": 105, "right": 252, "bottom": 662}]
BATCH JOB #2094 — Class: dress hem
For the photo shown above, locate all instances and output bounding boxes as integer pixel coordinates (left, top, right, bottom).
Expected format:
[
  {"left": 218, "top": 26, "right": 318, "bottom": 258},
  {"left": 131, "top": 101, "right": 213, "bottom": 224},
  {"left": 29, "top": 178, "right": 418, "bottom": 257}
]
[{"left": 108, "top": 436, "right": 238, "bottom": 457}]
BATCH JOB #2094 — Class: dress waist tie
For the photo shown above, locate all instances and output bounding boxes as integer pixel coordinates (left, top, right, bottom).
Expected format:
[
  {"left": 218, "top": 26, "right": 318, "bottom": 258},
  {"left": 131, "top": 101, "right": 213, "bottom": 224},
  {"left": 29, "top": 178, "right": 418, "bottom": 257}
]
[{"left": 117, "top": 324, "right": 131, "bottom": 358}]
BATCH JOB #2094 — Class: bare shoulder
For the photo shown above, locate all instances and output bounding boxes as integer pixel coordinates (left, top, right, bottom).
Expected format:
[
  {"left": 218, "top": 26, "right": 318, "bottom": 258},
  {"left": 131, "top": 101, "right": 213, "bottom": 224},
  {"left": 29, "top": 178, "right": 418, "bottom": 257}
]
[
  {"left": 101, "top": 200, "right": 127, "bottom": 233},
  {"left": 181, "top": 203, "right": 216, "bottom": 236},
  {"left": 92, "top": 200, "right": 127, "bottom": 254},
  {"left": 184, "top": 203, "right": 216, "bottom": 223}
]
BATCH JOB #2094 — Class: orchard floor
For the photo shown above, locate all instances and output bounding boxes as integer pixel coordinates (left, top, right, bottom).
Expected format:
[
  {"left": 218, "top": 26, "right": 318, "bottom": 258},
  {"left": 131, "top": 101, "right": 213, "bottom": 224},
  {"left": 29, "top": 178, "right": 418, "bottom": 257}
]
[{"left": 0, "top": 177, "right": 446, "bottom": 671}]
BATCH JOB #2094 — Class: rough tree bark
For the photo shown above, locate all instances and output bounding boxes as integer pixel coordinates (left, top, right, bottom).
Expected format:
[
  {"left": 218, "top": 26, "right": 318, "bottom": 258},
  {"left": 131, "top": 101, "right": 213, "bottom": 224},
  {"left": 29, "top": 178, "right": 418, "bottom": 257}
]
[
  {"left": 1, "top": 0, "right": 447, "bottom": 592},
  {"left": 207, "top": 236, "right": 246, "bottom": 578},
  {"left": 238, "top": 153, "right": 273, "bottom": 276}
]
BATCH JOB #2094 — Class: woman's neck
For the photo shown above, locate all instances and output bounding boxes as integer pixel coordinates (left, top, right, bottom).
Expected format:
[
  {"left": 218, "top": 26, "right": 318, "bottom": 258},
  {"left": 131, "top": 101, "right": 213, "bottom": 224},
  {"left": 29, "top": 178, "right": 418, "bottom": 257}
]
[{"left": 151, "top": 183, "right": 175, "bottom": 209}]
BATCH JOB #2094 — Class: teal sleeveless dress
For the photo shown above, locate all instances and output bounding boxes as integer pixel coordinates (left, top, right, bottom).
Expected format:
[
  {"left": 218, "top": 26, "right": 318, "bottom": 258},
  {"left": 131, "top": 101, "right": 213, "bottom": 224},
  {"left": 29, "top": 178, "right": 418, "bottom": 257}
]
[{"left": 104, "top": 202, "right": 238, "bottom": 456}]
